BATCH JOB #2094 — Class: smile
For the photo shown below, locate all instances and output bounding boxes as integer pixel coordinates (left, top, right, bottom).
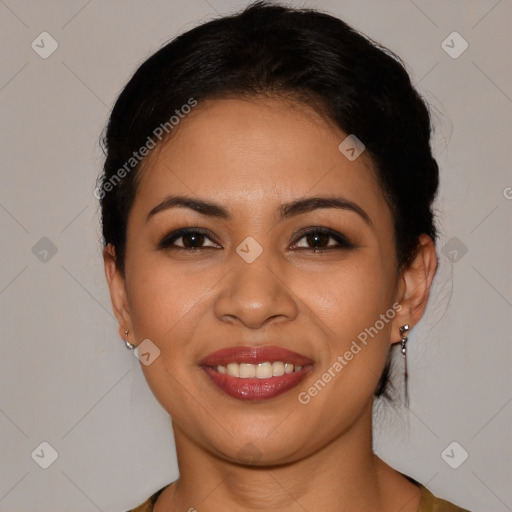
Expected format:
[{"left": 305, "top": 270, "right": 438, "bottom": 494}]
[{"left": 199, "top": 345, "right": 313, "bottom": 401}]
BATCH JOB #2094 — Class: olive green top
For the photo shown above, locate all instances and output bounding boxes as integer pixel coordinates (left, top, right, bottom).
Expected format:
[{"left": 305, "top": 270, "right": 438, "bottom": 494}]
[{"left": 126, "top": 474, "right": 470, "bottom": 511}]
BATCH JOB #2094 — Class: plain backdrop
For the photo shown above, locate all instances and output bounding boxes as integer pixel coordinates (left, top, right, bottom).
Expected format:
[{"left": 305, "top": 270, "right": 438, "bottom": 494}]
[{"left": 0, "top": 1, "right": 511, "bottom": 511}]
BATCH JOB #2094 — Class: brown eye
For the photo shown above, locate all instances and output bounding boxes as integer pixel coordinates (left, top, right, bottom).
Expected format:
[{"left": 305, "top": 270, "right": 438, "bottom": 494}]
[
  {"left": 179, "top": 232, "right": 206, "bottom": 248},
  {"left": 304, "top": 231, "right": 331, "bottom": 249},
  {"left": 291, "top": 227, "right": 353, "bottom": 252},
  {"left": 159, "top": 229, "right": 220, "bottom": 250}
]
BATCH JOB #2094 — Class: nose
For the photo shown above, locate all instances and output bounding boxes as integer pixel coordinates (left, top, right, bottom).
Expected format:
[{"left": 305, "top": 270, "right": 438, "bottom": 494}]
[{"left": 214, "top": 252, "right": 299, "bottom": 330}]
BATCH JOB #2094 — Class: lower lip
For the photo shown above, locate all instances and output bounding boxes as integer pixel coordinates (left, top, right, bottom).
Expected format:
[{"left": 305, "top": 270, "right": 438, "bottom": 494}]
[{"left": 201, "top": 365, "right": 313, "bottom": 401}]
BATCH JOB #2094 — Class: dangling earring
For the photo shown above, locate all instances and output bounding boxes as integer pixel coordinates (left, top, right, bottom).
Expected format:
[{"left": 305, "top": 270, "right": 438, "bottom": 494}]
[
  {"left": 124, "top": 329, "right": 136, "bottom": 350},
  {"left": 399, "top": 324, "right": 410, "bottom": 407}
]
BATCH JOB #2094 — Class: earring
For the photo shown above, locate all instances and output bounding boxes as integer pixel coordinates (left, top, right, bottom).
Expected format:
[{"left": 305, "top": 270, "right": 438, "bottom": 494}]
[
  {"left": 124, "top": 329, "right": 136, "bottom": 350},
  {"left": 399, "top": 324, "right": 410, "bottom": 407}
]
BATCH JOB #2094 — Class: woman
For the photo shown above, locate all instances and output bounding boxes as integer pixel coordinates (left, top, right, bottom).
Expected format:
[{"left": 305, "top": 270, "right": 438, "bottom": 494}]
[{"left": 98, "top": 2, "right": 470, "bottom": 510}]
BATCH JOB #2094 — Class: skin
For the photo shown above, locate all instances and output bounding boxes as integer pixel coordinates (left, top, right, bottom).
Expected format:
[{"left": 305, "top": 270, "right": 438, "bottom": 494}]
[{"left": 104, "top": 96, "right": 437, "bottom": 511}]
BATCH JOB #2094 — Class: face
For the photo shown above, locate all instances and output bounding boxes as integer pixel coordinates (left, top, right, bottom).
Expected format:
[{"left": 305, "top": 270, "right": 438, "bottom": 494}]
[{"left": 107, "top": 96, "right": 415, "bottom": 464}]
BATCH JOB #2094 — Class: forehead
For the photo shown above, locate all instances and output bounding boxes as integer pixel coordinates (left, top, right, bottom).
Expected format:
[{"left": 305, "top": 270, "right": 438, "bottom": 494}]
[{"left": 132, "top": 96, "right": 387, "bottom": 221}]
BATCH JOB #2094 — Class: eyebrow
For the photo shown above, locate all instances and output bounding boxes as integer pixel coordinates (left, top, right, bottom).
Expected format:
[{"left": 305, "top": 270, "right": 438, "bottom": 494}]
[{"left": 146, "top": 194, "right": 371, "bottom": 225}]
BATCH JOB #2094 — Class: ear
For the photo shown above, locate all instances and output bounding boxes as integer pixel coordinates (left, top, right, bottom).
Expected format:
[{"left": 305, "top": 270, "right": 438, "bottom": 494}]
[
  {"left": 391, "top": 234, "right": 438, "bottom": 343},
  {"left": 103, "top": 244, "right": 133, "bottom": 341}
]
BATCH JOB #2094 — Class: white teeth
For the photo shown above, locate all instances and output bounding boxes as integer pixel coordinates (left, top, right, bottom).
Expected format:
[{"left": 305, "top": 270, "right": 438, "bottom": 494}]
[
  {"left": 272, "top": 361, "right": 285, "bottom": 377},
  {"left": 239, "top": 363, "right": 256, "bottom": 378},
  {"left": 215, "top": 361, "right": 305, "bottom": 378},
  {"left": 226, "top": 363, "right": 239, "bottom": 377},
  {"left": 256, "top": 362, "right": 273, "bottom": 379}
]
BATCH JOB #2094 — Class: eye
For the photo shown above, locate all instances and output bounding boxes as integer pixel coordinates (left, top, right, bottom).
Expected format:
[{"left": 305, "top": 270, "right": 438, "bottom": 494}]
[
  {"left": 158, "top": 228, "right": 221, "bottom": 250},
  {"left": 158, "top": 226, "right": 353, "bottom": 252},
  {"left": 291, "top": 227, "right": 353, "bottom": 252}
]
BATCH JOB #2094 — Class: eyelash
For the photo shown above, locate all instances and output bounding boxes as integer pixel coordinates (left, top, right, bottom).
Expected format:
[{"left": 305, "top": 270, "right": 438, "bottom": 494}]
[{"left": 158, "top": 226, "right": 354, "bottom": 253}]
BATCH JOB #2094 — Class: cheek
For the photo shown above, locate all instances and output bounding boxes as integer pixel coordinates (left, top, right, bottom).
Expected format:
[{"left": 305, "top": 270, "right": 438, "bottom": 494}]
[
  {"left": 126, "top": 257, "right": 213, "bottom": 346},
  {"left": 308, "top": 253, "right": 396, "bottom": 342},
  {"left": 306, "top": 252, "right": 396, "bottom": 399},
  {"left": 124, "top": 258, "right": 213, "bottom": 421}
]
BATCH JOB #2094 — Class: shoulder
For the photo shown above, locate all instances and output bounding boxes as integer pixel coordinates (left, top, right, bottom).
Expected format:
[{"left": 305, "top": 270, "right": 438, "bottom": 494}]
[
  {"left": 399, "top": 472, "right": 470, "bottom": 512},
  {"left": 416, "top": 481, "right": 471, "bottom": 511},
  {"left": 126, "top": 499, "right": 152, "bottom": 512},
  {"left": 125, "top": 484, "right": 171, "bottom": 512}
]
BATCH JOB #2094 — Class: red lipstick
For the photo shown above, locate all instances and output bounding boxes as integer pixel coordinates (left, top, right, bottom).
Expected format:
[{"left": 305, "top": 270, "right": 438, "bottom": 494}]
[{"left": 199, "top": 346, "right": 313, "bottom": 401}]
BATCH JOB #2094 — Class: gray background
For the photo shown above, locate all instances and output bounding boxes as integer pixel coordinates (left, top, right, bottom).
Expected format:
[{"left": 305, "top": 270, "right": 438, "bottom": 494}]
[{"left": 0, "top": 1, "right": 511, "bottom": 511}]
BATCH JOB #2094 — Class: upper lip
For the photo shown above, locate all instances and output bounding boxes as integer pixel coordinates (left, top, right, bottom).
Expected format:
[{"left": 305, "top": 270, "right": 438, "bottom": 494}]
[{"left": 199, "top": 345, "right": 314, "bottom": 367}]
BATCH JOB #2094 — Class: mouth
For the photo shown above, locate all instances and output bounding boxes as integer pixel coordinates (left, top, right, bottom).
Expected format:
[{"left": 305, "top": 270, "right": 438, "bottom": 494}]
[{"left": 199, "top": 345, "right": 313, "bottom": 401}]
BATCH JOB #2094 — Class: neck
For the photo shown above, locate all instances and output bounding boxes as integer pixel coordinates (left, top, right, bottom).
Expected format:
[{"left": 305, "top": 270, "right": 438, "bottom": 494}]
[{"left": 157, "top": 402, "right": 418, "bottom": 512}]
